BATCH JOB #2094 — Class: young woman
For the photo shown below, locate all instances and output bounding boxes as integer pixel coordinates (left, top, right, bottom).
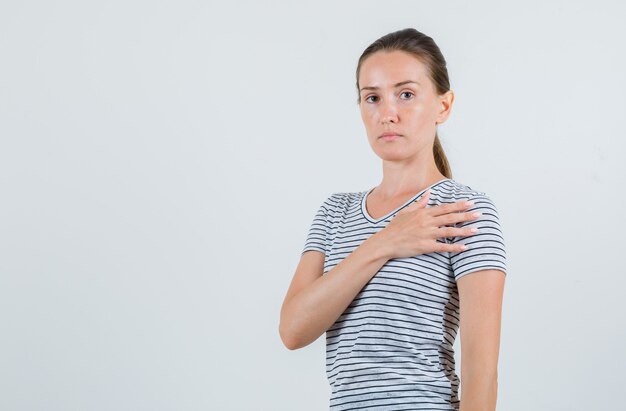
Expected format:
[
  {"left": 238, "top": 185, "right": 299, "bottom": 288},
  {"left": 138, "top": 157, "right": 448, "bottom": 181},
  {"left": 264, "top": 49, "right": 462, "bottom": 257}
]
[{"left": 279, "top": 28, "right": 507, "bottom": 411}]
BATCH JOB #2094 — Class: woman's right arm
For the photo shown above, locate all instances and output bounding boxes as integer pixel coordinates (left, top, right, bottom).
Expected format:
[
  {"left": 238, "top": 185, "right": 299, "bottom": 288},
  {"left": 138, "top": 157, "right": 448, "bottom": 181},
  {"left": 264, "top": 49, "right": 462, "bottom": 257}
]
[
  {"left": 279, "top": 230, "right": 391, "bottom": 350},
  {"left": 279, "top": 193, "right": 477, "bottom": 350}
]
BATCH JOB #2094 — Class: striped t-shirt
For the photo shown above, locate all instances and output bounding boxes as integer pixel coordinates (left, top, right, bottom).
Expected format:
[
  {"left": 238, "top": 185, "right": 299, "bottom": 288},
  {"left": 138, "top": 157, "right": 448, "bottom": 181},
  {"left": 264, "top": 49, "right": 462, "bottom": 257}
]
[{"left": 301, "top": 178, "right": 507, "bottom": 410}]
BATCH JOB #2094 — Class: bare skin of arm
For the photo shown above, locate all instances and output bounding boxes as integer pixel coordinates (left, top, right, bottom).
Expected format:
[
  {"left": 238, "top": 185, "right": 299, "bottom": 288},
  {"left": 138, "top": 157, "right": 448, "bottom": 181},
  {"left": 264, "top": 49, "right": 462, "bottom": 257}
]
[
  {"left": 458, "top": 269, "right": 506, "bottom": 411},
  {"left": 279, "top": 193, "right": 479, "bottom": 350},
  {"left": 279, "top": 232, "right": 390, "bottom": 350}
]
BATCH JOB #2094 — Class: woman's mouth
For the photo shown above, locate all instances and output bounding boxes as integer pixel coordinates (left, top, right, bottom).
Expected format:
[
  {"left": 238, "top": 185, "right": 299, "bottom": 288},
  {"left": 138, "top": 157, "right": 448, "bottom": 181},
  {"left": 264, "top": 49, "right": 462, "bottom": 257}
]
[{"left": 380, "top": 133, "right": 400, "bottom": 141}]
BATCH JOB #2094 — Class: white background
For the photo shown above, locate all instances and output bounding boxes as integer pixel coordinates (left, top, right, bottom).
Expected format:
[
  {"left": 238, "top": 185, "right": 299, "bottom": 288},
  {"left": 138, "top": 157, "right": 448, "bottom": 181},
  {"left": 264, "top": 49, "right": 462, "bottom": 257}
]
[{"left": 1, "top": 1, "right": 625, "bottom": 410}]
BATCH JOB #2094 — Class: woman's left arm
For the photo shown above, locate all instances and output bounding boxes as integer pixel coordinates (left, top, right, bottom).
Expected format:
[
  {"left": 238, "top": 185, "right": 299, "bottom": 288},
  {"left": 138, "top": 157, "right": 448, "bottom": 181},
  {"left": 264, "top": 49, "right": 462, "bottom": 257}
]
[{"left": 457, "top": 269, "right": 506, "bottom": 411}]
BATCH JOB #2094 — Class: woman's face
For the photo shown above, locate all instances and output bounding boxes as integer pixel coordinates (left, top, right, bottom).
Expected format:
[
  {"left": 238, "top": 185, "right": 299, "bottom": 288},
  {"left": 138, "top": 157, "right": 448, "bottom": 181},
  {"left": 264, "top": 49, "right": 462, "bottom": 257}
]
[{"left": 358, "top": 50, "right": 453, "bottom": 162}]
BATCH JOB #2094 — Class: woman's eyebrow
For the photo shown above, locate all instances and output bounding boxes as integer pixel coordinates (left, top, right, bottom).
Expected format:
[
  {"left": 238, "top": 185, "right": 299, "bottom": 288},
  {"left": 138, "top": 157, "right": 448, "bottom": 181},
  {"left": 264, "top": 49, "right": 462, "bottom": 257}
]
[{"left": 359, "top": 80, "right": 420, "bottom": 92}]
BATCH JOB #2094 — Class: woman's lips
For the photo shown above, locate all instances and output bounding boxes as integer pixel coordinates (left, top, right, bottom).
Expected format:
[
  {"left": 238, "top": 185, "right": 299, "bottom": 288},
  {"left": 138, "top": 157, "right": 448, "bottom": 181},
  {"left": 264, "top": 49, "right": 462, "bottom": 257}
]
[{"left": 380, "top": 134, "right": 400, "bottom": 141}]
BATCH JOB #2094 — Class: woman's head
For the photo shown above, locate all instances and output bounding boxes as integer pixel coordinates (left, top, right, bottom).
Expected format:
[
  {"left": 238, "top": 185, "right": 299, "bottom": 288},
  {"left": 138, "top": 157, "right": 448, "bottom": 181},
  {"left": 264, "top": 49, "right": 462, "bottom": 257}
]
[{"left": 356, "top": 28, "right": 454, "bottom": 177}]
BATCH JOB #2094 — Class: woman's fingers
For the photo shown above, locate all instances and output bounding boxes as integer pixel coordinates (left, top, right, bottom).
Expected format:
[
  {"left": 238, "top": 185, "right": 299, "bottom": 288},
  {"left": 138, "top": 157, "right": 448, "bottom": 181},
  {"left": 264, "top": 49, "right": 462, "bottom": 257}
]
[
  {"left": 383, "top": 191, "right": 481, "bottom": 258},
  {"left": 432, "top": 208, "right": 482, "bottom": 227},
  {"left": 432, "top": 241, "right": 468, "bottom": 253},
  {"left": 435, "top": 225, "right": 480, "bottom": 240},
  {"left": 428, "top": 199, "right": 475, "bottom": 217},
  {"left": 397, "top": 189, "right": 430, "bottom": 215}
]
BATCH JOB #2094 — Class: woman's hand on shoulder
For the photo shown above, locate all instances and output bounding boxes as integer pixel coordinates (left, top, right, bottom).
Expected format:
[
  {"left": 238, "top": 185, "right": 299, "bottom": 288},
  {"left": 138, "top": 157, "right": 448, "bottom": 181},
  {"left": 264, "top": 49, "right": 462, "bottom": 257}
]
[{"left": 376, "top": 190, "right": 482, "bottom": 259}]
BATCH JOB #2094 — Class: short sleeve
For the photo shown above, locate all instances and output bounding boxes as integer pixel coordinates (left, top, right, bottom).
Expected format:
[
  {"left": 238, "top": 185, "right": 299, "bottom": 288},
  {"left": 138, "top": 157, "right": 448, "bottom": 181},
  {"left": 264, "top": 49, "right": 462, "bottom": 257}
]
[
  {"left": 301, "top": 194, "right": 333, "bottom": 256},
  {"left": 448, "top": 193, "right": 507, "bottom": 281}
]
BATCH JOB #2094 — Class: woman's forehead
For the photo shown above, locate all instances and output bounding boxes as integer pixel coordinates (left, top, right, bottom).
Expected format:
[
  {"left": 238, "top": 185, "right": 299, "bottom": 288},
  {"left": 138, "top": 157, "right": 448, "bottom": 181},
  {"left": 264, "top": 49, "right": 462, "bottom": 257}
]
[{"left": 360, "top": 51, "right": 428, "bottom": 88}]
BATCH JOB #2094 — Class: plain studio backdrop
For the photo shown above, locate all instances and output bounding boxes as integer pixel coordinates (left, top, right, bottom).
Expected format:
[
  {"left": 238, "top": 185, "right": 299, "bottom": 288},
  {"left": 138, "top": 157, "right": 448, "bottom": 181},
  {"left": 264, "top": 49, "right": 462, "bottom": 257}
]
[{"left": 1, "top": 1, "right": 625, "bottom": 410}]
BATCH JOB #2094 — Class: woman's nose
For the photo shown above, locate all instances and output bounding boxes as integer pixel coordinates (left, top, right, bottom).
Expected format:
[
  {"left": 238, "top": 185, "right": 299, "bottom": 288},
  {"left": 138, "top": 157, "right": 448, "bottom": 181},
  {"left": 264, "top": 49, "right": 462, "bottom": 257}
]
[{"left": 380, "top": 101, "right": 398, "bottom": 123}]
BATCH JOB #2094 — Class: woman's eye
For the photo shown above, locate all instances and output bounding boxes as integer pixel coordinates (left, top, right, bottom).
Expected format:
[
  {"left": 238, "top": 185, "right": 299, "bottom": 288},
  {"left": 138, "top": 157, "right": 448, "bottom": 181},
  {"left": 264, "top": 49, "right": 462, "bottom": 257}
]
[
  {"left": 365, "top": 96, "right": 378, "bottom": 103},
  {"left": 401, "top": 91, "right": 414, "bottom": 99}
]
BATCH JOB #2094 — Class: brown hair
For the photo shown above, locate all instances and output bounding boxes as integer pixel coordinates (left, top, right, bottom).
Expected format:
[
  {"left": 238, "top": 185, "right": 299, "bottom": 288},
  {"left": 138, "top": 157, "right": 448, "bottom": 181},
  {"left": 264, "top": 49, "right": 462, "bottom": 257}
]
[{"left": 355, "top": 28, "right": 452, "bottom": 178}]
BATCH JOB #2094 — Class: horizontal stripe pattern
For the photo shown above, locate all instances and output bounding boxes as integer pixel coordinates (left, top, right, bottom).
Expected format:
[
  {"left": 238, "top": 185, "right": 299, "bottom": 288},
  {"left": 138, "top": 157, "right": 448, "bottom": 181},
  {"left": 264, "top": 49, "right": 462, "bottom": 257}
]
[{"left": 301, "top": 178, "right": 507, "bottom": 410}]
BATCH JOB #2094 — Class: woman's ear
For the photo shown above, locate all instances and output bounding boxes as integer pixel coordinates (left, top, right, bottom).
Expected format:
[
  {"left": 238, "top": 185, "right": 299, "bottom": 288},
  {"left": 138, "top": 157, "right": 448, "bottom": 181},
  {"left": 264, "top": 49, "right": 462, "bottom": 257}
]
[{"left": 435, "top": 89, "right": 454, "bottom": 125}]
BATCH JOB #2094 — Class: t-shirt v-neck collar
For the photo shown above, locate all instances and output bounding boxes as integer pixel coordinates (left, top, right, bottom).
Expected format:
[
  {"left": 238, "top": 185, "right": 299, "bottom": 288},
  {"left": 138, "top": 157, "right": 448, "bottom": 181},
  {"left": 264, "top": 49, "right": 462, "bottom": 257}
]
[{"left": 360, "top": 178, "right": 451, "bottom": 224}]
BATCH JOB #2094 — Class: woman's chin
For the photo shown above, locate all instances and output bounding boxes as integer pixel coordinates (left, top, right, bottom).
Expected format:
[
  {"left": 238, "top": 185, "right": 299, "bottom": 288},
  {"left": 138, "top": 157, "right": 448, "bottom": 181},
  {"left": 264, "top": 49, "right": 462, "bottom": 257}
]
[{"left": 375, "top": 151, "right": 414, "bottom": 162}]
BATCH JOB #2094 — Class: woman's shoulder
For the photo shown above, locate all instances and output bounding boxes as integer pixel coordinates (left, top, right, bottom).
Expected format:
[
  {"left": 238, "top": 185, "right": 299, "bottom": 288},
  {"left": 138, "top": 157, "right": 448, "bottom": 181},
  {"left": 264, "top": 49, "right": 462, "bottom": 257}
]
[
  {"left": 434, "top": 178, "right": 502, "bottom": 212},
  {"left": 438, "top": 178, "right": 486, "bottom": 197},
  {"left": 307, "top": 191, "right": 356, "bottom": 215},
  {"left": 319, "top": 190, "right": 362, "bottom": 209}
]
